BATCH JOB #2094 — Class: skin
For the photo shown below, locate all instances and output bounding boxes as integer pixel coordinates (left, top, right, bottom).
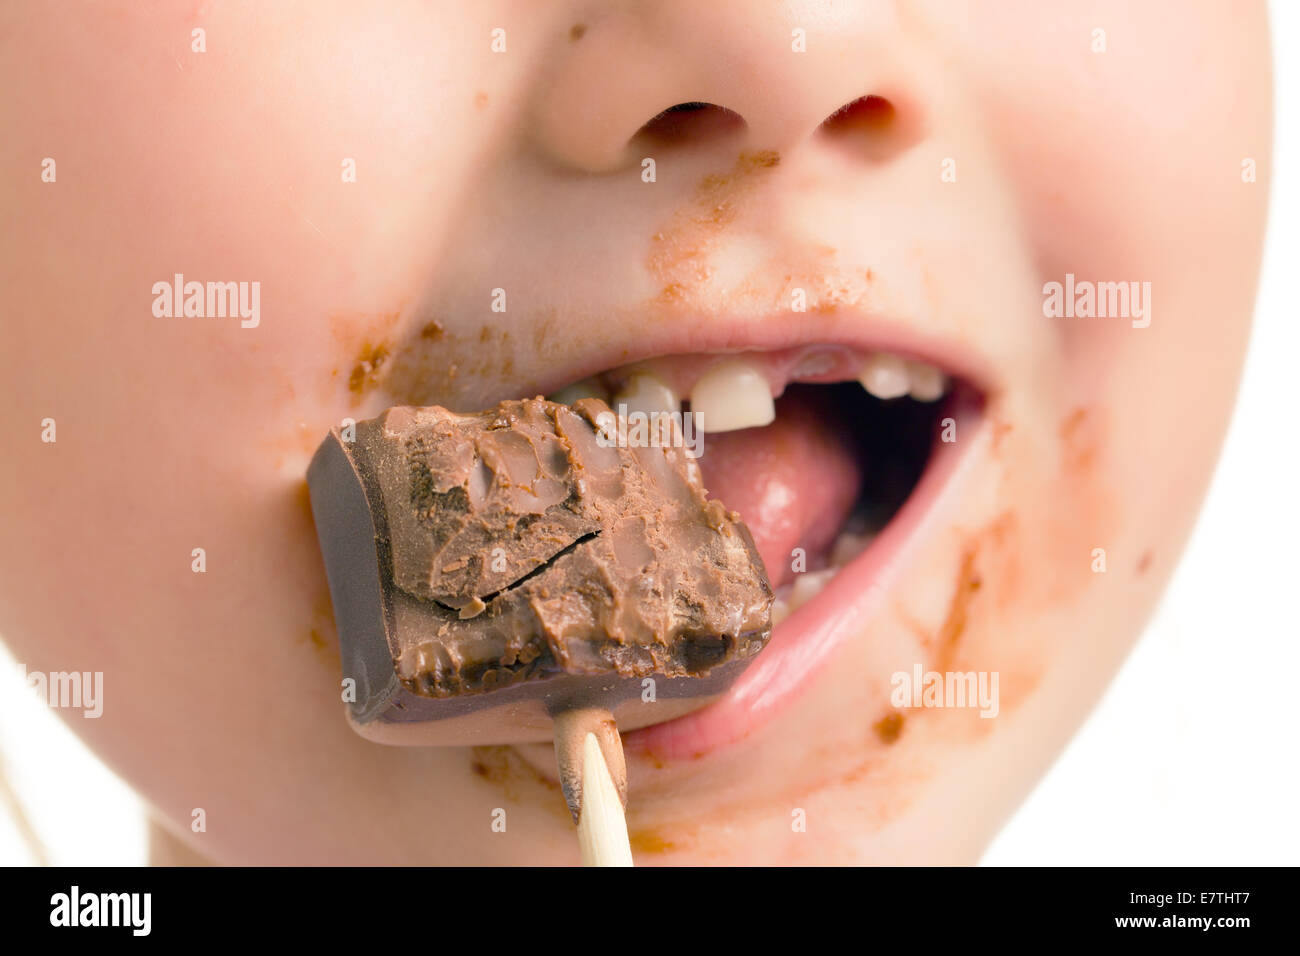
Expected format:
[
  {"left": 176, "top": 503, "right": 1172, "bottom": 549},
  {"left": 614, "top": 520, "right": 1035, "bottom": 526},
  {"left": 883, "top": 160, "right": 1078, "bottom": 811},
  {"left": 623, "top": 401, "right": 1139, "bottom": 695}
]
[{"left": 0, "top": 1, "right": 1270, "bottom": 864}]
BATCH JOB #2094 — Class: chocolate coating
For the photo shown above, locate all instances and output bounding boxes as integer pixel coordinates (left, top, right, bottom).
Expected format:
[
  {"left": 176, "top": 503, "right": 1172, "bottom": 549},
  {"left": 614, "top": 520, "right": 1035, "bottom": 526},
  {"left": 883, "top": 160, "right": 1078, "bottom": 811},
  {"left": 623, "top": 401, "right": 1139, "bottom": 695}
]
[{"left": 307, "top": 397, "right": 773, "bottom": 740}]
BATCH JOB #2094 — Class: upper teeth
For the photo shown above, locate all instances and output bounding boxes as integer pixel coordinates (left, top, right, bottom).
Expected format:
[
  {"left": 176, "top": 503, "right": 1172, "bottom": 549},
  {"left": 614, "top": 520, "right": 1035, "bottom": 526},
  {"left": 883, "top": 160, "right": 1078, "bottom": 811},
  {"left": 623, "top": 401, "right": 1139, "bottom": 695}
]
[
  {"left": 790, "top": 568, "right": 837, "bottom": 608},
  {"left": 858, "top": 353, "right": 946, "bottom": 402},
  {"left": 858, "top": 353, "right": 910, "bottom": 399},
  {"left": 548, "top": 376, "right": 609, "bottom": 406},
  {"left": 550, "top": 350, "right": 948, "bottom": 417},
  {"left": 690, "top": 360, "right": 775, "bottom": 434},
  {"left": 612, "top": 372, "right": 679, "bottom": 416},
  {"left": 905, "top": 360, "right": 946, "bottom": 402}
]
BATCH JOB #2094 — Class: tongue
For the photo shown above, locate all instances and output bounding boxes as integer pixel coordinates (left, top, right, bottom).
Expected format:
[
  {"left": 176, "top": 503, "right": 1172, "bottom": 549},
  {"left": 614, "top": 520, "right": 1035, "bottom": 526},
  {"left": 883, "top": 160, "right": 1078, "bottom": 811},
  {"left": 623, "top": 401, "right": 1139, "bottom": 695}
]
[{"left": 695, "top": 387, "right": 863, "bottom": 590}]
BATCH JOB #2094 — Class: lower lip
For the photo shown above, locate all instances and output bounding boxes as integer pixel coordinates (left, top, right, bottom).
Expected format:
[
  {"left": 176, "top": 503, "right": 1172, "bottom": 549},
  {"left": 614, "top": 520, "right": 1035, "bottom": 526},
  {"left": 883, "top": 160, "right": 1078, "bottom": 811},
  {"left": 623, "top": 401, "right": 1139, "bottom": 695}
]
[{"left": 624, "top": 392, "right": 984, "bottom": 763}]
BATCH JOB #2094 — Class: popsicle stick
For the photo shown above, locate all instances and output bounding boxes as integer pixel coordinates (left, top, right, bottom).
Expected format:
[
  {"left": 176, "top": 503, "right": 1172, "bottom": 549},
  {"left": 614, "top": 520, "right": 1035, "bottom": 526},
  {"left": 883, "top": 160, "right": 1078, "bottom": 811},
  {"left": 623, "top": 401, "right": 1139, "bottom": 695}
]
[
  {"left": 575, "top": 731, "right": 633, "bottom": 867},
  {"left": 552, "top": 707, "right": 633, "bottom": 866}
]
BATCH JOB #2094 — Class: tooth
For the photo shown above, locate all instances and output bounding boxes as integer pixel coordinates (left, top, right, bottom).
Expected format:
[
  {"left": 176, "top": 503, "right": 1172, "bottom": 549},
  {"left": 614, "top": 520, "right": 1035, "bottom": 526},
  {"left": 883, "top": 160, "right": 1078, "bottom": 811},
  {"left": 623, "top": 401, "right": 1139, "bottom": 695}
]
[
  {"left": 547, "top": 376, "right": 608, "bottom": 406},
  {"left": 790, "top": 568, "right": 837, "bottom": 610},
  {"left": 907, "top": 360, "right": 946, "bottom": 402},
  {"left": 830, "top": 531, "right": 873, "bottom": 568},
  {"left": 691, "top": 360, "right": 775, "bottom": 433},
  {"left": 771, "top": 597, "right": 791, "bottom": 626},
  {"left": 612, "top": 371, "right": 679, "bottom": 416},
  {"left": 858, "top": 353, "right": 910, "bottom": 400}
]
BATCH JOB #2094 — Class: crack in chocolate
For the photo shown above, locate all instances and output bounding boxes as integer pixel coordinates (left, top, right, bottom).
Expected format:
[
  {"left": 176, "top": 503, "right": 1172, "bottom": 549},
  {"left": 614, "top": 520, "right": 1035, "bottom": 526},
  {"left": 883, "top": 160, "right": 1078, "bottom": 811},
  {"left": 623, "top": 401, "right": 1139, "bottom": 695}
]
[
  {"left": 477, "top": 530, "right": 601, "bottom": 605},
  {"left": 429, "top": 530, "right": 602, "bottom": 614}
]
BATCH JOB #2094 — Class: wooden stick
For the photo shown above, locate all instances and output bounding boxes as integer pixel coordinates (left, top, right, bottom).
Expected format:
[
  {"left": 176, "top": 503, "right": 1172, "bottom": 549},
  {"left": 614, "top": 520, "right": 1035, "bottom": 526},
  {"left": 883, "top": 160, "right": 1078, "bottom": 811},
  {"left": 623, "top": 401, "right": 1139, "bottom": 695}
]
[
  {"left": 552, "top": 707, "right": 633, "bottom": 867},
  {"left": 575, "top": 731, "right": 633, "bottom": 866}
]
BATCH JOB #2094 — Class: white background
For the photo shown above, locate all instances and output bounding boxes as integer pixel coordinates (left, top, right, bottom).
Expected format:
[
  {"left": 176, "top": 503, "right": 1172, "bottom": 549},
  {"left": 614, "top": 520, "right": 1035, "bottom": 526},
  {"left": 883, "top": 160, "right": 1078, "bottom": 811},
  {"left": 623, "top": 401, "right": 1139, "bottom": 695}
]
[{"left": 1, "top": 3, "right": 1297, "bottom": 866}]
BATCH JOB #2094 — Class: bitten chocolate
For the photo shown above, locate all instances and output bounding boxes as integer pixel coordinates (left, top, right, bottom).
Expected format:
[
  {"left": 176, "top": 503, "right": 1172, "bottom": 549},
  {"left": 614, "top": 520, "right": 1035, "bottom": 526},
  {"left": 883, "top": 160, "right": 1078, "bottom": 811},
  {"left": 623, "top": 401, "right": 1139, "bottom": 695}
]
[{"left": 307, "top": 397, "right": 773, "bottom": 744}]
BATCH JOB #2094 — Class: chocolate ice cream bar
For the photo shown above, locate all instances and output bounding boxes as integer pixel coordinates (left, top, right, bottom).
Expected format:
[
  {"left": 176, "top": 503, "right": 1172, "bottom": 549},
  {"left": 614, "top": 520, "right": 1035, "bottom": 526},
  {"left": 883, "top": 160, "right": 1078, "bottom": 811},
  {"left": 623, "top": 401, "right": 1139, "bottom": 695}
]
[{"left": 307, "top": 397, "right": 773, "bottom": 746}]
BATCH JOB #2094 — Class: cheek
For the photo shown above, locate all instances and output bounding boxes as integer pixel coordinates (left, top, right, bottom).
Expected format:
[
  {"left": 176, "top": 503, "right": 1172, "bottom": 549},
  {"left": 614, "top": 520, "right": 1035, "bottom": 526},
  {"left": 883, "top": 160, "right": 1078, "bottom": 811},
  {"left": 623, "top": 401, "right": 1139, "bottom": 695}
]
[
  {"left": 15, "top": 1, "right": 528, "bottom": 433},
  {"left": 0, "top": 2, "right": 513, "bottom": 852},
  {"left": 874, "top": 390, "right": 1118, "bottom": 750},
  {"left": 927, "top": 0, "right": 1269, "bottom": 373}
]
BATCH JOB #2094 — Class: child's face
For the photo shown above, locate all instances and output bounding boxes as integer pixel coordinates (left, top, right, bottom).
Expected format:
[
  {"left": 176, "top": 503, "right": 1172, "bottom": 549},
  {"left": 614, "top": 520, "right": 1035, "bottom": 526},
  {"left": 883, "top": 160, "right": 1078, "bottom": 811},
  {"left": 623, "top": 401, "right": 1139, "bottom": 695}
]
[{"left": 0, "top": 2, "right": 1270, "bottom": 864}]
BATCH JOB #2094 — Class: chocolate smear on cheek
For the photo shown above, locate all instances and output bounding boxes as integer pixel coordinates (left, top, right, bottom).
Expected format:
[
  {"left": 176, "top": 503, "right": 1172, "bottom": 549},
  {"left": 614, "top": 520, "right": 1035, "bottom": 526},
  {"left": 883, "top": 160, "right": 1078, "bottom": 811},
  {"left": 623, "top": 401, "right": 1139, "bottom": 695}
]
[
  {"left": 348, "top": 342, "right": 390, "bottom": 400},
  {"left": 932, "top": 543, "right": 984, "bottom": 672},
  {"left": 367, "top": 318, "right": 524, "bottom": 411},
  {"left": 317, "top": 301, "right": 542, "bottom": 417},
  {"left": 320, "top": 307, "right": 405, "bottom": 407},
  {"left": 912, "top": 404, "right": 1122, "bottom": 730},
  {"left": 873, "top": 712, "right": 905, "bottom": 745}
]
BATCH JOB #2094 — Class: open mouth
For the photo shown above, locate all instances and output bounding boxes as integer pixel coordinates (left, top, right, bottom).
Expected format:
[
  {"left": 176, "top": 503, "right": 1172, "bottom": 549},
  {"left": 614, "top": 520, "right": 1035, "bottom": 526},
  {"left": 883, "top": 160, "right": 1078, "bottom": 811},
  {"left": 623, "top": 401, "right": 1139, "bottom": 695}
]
[{"left": 538, "top": 342, "right": 986, "bottom": 760}]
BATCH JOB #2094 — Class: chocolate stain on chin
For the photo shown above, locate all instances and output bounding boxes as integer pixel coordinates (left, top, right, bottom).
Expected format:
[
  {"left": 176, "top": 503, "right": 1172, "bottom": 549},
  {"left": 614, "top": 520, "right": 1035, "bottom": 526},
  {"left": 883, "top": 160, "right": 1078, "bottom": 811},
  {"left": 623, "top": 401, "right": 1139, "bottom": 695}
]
[
  {"left": 873, "top": 712, "right": 905, "bottom": 745},
  {"left": 466, "top": 748, "right": 693, "bottom": 853},
  {"left": 628, "top": 826, "right": 682, "bottom": 855},
  {"left": 469, "top": 746, "right": 568, "bottom": 819}
]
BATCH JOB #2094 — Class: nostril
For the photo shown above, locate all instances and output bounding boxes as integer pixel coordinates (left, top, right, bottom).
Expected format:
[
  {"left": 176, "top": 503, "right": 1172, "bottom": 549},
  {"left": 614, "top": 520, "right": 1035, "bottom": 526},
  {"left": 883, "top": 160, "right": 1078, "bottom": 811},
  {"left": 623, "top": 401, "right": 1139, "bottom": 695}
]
[
  {"left": 632, "top": 102, "right": 746, "bottom": 149},
  {"left": 825, "top": 95, "right": 896, "bottom": 133},
  {"left": 818, "top": 95, "right": 921, "bottom": 160}
]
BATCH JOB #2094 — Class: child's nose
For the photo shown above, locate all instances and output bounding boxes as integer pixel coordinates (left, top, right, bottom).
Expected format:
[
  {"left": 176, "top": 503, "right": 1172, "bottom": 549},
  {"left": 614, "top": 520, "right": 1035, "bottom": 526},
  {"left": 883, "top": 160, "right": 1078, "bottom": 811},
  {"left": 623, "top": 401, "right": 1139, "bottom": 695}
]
[{"left": 530, "top": 1, "right": 930, "bottom": 172}]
